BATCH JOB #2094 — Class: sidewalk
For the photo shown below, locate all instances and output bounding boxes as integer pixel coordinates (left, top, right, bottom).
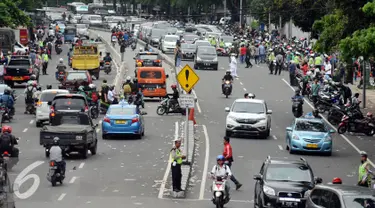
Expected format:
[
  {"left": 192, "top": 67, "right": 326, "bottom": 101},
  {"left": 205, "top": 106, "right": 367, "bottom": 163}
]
[{"left": 347, "top": 81, "right": 375, "bottom": 113}]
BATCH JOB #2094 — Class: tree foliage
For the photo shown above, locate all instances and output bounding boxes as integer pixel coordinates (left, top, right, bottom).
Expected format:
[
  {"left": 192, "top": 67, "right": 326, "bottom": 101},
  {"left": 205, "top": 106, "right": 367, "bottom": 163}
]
[
  {"left": 19, "top": 0, "right": 45, "bottom": 11},
  {"left": 0, "top": 0, "right": 31, "bottom": 28}
]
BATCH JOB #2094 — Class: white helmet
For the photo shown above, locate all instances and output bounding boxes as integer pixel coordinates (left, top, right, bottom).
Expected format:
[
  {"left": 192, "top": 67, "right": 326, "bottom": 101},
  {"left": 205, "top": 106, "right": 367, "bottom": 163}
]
[
  {"left": 139, "top": 48, "right": 143, "bottom": 52},
  {"left": 306, "top": 71, "right": 312, "bottom": 76},
  {"left": 89, "top": 83, "right": 95, "bottom": 89},
  {"left": 126, "top": 76, "right": 131, "bottom": 81},
  {"left": 59, "top": 58, "right": 63, "bottom": 63}
]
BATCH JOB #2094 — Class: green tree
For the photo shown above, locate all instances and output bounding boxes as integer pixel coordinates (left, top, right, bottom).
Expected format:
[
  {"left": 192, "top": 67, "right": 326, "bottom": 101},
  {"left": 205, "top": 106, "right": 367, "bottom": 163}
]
[
  {"left": 19, "top": 0, "right": 45, "bottom": 11},
  {"left": 0, "top": 0, "right": 31, "bottom": 28}
]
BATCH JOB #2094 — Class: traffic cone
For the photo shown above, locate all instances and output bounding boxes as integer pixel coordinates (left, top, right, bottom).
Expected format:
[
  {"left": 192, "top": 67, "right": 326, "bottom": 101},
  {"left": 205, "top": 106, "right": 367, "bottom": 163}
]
[{"left": 188, "top": 108, "right": 196, "bottom": 125}]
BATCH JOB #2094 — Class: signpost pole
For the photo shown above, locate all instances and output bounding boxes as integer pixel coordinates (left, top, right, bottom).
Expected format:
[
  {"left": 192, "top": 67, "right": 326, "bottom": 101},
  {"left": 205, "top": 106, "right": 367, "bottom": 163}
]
[{"left": 185, "top": 106, "right": 189, "bottom": 163}]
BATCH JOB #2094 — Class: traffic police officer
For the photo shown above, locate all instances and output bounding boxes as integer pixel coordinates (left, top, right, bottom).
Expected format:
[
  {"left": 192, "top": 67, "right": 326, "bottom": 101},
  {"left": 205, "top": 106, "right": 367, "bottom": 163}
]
[{"left": 171, "top": 138, "right": 186, "bottom": 192}]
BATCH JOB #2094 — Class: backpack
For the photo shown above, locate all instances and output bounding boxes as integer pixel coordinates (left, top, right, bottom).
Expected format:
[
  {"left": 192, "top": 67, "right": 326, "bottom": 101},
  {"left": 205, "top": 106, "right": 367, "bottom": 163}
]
[
  {"left": 0, "top": 134, "right": 12, "bottom": 150},
  {"left": 26, "top": 87, "right": 34, "bottom": 102},
  {"left": 123, "top": 84, "right": 131, "bottom": 94}
]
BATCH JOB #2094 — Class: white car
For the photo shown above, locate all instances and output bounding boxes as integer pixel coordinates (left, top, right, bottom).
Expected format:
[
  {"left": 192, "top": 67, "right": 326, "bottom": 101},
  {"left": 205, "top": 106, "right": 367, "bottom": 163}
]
[
  {"left": 160, "top": 35, "right": 179, "bottom": 53},
  {"left": 35, "top": 89, "right": 69, "bottom": 127},
  {"left": 76, "top": 24, "right": 89, "bottom": 39},
  {"left": 225, "top": 98, "right": 272, "bottom": 139},
  {"left": 14, "top": 42, "right": 29, "bottom": 53}
]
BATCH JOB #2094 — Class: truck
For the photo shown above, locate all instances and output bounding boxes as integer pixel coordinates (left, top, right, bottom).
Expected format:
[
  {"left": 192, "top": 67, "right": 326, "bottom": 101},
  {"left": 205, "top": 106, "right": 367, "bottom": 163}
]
[{"left": 71, "top": 44, "right": 101, "bottom": 79}]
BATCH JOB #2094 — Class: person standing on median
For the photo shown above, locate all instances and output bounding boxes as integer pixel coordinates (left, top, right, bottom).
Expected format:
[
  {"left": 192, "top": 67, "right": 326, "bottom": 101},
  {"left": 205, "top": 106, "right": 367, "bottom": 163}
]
[
  {"left": 171, "top": 138, "right": 186, "bottom": 192},
  {"left": 223, "top": 136, "right": 242, "bottom": 190}
]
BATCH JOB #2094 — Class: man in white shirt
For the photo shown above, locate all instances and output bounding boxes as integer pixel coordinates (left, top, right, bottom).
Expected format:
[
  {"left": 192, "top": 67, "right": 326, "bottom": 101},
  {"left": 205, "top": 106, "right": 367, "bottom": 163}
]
[
  {"left": 211, "top": 155, "right": 232, "bottom": 196},
  {"left": 324, "top": 59, "right": 332, "bottom": 76},
  {"left": 107, "top": 85, "right": 115, "bottom": 104}
]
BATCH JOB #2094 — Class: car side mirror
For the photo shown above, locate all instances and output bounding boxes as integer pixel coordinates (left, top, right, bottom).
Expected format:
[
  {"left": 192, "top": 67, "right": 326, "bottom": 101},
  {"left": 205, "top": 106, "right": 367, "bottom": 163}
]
[
  {"left": 253, "top": 174, "right": 262, "bottom": 180},
  {"left": 225, "top": 107, "right": 230, "bottom": 112},
  {"left": 267, "top": 110, "right": 272, "bottom": 114},
  {"left": 314, "top": 177, "right": 323, "bottom": 184},
  {"left": 329, "top": 129, "right": 335, "bottom": 133},
  {"left": 47, "top": 101, "right": 52, "bottom": 105},
  {"left": 286, "top": 127, "right": 293, "bottom": 131},
  {"left": 166, "top": 74, "right": 169, "bottom": 78}
]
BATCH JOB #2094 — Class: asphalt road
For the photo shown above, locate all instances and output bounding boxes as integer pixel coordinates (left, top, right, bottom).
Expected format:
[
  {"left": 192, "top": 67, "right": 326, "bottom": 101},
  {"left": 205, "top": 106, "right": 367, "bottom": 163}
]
[{"left": 9, "top": 39, "right": 184, "bottom": 207}]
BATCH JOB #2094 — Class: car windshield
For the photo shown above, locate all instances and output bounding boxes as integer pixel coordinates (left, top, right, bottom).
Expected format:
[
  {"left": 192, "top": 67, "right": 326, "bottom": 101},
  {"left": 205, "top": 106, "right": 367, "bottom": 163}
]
[
  {"left": 54, "top": 98, "right": 85, "bottom": 110},
  {"left": 139, "top": 54, "right": 158, "bottom": 60},
  {"left": 295, "top": 120, "right": 327, "bottom": 132},
  {"left": 197, "top": 48, "right": 216, "bottom": 56},
  {"left": 265, "top": 164, "right": 312, "bottom": 182},
  {"left": 40, "top": 91, "right": 66, "bottom": 102},
  {"left": 140, "top": 71, "right": 162, "bottom": 79},
  {"left": 184, "top": 35, "right": 198, "bottom": 41},
  {"left": 182, "top": 44, "right": 195, "bottom": 49},
  {"left": 221, "top": 36, "right": 233, "bottom": 42},
  {"left": 8, "top": 59, "right": 30, "bottom": 66},
  {"left": 76, "top": 24, "right": 86, "bottom": 28},
  {"left": 151, "top": 29, "right": 165, "bottom": 37},
  {"left": 343, "top": 196, "right": 375, "bottom": 208},
  {"left": 232, "top": 102, "right": 264, "bottom": 114},
  {"left": 66, "top": 73, "right": 87, "bottom": 81},
  {"left": 164, "top": 36, "right": 178, "bottom": 42},
  {"left": 52, "top": 114, "right": 90, "bottom": 125},
  {"left": 108, "top": 107, "right": 136, "bottom": 115}
]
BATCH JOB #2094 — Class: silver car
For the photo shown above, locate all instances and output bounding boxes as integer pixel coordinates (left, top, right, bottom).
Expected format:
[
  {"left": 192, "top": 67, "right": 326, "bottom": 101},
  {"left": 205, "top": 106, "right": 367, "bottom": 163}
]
[
  {"left": 225, "top": 99, "right": 272, "bottom": 138},
  {"left": 35, "top": 89, "right": 69, "bottom": 127}
]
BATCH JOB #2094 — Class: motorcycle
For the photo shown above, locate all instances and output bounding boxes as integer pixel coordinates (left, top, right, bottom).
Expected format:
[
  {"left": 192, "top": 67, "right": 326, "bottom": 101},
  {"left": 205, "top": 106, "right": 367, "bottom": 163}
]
[
  {"left": 47, "top": 160, "right": 65, "bottom": 186},
  {"left": 315, "top": 91, "right": 341, "bottom": 113},
  {"left": 55, "top": 45, "right": 62, "bottom": 55},
  {"left": 292, "top": 100, "right": 303, "bottom": 118},
  {"left": 25, "top": 103, "right": 36, "bottom": 114},
  {"left": 211, "top": 176, "right": 230, "bottom": 208},
  {"left": 337, "top": 115, "right": 375, "bottom": 136},
  {"left": 57, "top": 71, "right": 65, "bottom": 82},
  {"left": 104, "top": 62, "right": 111, "bottom": 74},
  {"left": 327, "top": 103, "right": 362, "bottom": 125},
  {"left": 156, "top": 97, "right": 186, "bottom": 115},
  {"left": 2, "top": 150, "right": 18, "bottom": 171},
  {"left": 90, "top": 104, "right": 99, "bottom": 119},
  {"left": 223, "top": 81, "right": 232, "bottom": 98},
  {"left": 0, "top": 107, "right": 11, "bottom": 123}
]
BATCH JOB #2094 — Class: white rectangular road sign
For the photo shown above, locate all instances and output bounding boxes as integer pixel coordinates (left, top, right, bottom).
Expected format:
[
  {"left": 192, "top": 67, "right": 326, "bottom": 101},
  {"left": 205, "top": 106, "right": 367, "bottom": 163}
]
[{"left": 178, "top": 94, "right": 195, "bottom": 108}]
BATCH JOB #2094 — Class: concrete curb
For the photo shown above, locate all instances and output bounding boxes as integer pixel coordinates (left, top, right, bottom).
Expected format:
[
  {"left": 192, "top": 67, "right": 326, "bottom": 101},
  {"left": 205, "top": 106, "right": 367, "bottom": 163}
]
[{"left": 90, "top": 27, "right": 196, "bottom": 198}]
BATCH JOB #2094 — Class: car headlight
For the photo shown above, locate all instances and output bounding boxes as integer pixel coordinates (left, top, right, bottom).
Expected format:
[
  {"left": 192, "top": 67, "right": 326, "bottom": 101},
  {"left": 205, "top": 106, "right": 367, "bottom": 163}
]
[
  {"left": 213, "top": 57, "right": 218, "bottom": 62},
  {"left": 76, "top": 135, "right": 83, "bottom": 140},
  {"left": 324, "top": 136, "right": 332, "bottom": 142},
  {"left": 292, "top": 135, "right": 299, "bottom": 140},
  {"left": 196, "top": 57, "right": 202, "bottom": 61},
  {"left": 263, "top": 185, "right": 276, "bottom": 196},
  {"left": 304, "top": 190, "right": 311, "bottom": 197}
]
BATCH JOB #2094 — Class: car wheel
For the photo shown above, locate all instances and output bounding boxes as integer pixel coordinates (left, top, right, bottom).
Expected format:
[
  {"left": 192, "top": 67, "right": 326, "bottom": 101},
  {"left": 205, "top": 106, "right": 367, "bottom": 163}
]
[
  {"left": 36, "top": 120, "right": 42, "bottom": 127},
  {"left": 225, "top": 130, "right": 231, "bottom": 137},
  {"left": 81, "top": 146, "right": 88, "bottom": 159},
  {"left": 90, "top": 141, "right": 97, "bottom": 155}
]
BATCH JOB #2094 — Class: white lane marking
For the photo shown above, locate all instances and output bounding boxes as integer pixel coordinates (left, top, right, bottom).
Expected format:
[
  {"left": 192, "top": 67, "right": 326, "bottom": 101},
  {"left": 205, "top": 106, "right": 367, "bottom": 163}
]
[
  {"left": 240, "top": 82, "right": 243, "bottom": 85},
  {"left": 160, "top": 198, "right": 253, "bottom": 203},
  {"left": 96, "top": 128, "right": 100, "bottom": 133},
  {"left": 281, "top": 78, "right": 375, "bottom": 167},
  {"left": 22, "top": 128, "right": 28, "bottom": 132},
  {"left": 58, "top": 193, "right": 66, "bottom": 201},
  {"left": 243, "top": 88, "right": 247, "bottom": 91},
  {"left": 199, "top": 125, "right": 210, "bottom": 200},
  {"left": 273, "top": 135, "right": 277, "bottom": 140},
  {"left": 29, "top": 120, "right": 34, "bottom": 124},
  {"left": 192, "top": 90, "right": 202, "bottom": 114},
  {"left": 78, "top": 162, "right": 85, "bottom": 169},
  {"left": 69, "top": 176, "right": 77, "bottom": 184},
  {"left": 158, "top": 121, "right": 178, "bottom": 199},
  {"left": 278, "top": 145, "right": 283, "bottom": 150}
]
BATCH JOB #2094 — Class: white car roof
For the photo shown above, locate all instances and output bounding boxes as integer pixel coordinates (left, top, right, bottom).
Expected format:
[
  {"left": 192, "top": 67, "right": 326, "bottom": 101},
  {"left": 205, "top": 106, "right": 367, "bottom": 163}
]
[
  {"left": 234, "top": 98, "right": 265, "bottom": 104},
  {"left": 41, "top": 89, "right": 69, "bottom": 94}
]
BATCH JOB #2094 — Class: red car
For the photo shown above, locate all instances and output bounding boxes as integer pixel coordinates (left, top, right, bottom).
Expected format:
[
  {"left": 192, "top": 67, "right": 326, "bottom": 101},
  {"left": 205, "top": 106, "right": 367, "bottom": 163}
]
[{"left": 58, "top": 70, "right": 92, "bottom": 92}]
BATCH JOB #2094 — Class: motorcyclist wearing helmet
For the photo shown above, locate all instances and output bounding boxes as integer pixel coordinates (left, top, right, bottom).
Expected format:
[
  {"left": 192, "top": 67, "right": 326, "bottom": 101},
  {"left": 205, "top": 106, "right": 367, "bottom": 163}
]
[
  {"left": 222, "top": 70, "right": 233, "bottom": 94},
  {"left": 169, "top": 84, "right": 179, "bottom": 109},
  {"left": 305, "top": 109, "right": 321, "bottom": 119},
  {"left": 291, "top": 89, "right": 304, "bottom": 103},
  {"left": 358, "top": 151, "right": 372, "bottom": 187},
  {"left": 122, "top": 76, "right": 134, "bottom": 97},
  {"left": 56, "top": 58, "right": 67, "bottom": 79},
  {"left": 134, "top": 86, "right": 144, "bottom": 112},
  {"left": 332, "top": 177, "right": 342, "bottom": 184},
  {"left": 0, "top": 125, "right": 19, "bottom": 158},
  {"left": 1, "top": 87, "right": 14, "bottom": 116},
  {"left": 24, "top": 81, "right": 37, "bottom": 112},
  {"left": 103, "top": 52, "right": 112, "bottom": 63},
  {"left": 244, "top": 93, "right": 256, "bottom": 99},
  {"left": 49, "top": 137, "right": 66, "bottom": 177},
  {"left": 77, "top": 86, "right": 89, "bottom": 101},
  {"left": 210, "top": 155, "right": 232, "bottom": 198}
]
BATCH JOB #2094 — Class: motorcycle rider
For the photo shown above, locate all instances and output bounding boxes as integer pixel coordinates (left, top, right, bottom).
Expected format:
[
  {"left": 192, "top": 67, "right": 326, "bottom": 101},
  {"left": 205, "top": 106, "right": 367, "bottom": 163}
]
[
  {"left": 122, "top": 76, "right": 134, "bottom": 98},
  {"left": 358, "top": 151, "right": 371, "bottom": 187},
  {"left": 103, "top": 52, "right": 112, "bottom": 63},
  {"left": 244, "top": 93, "right": 256, "bottom": 99},
  {"left": 210, "top": 155, "right": 231, "bottom": 198},
  {"left": 0, "top": 126, "right": 19, "bottom": 158},
  {"left": 24, "top": 81, "right": 37, "bottom": 114},
  {"left": 49, "top": 137, "right": 66, "bottom": 177},
  {"left": 352, "top": 93, "right": 360, "bottom": 106},
  {"left": 221, "top": 70, "right": 233, "bottom": 94},
  {"left": 55, "top": 38, "right": 63, "bottom": 53},
  {"left": 56, "top": 58, "right": 67, "bottom": 79},
  {"left": 291, "top": 89, "right": 304, "bottom": 114},
  {"left": 67, "top": 48, "right": 73, "bottom": 66},
  {"left": 131, "top": 78, "right": 140, "bottom": 93},
  {"left": 169, "top": 84, "right": 179, "bottom": 109},
  {"left": 77, "top": 86, "right": 89, "bottom": 101}
]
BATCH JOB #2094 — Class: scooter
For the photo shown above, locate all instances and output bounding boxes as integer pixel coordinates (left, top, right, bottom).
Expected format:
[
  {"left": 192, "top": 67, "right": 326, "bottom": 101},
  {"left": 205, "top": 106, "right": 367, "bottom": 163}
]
[
  {"left": 156, "top": 98, "right": 186, "bottom": 115},
  {"left": 211, "top": 176, "right": 230, "bottom": 208},
  {"left": 104, "top": 62, "right": 111, "bottom": 74},
  {"left": 56, "top": 71, "right": 65, "bottom": 82},
  {"left": 0, "top": 107, "right": 11, "bottom": 123},
  {"left": 337, "top": 115, "right": 375, "bottom": 136},
  {"left": 55, "top": 45, "right": 62, "bottom": 55},
  {"left": 292, "top": 100, "right": 303, "bottom": 118},
  {"left": 223, "top": 81, "right": 232, "bottom": 98},
  {"left": 2, "top": 149, "right": 19, "bottom": 171},
  {"left": 47, "top": 160, "right": 65, "bottom": 186},
  {"left": 25, "top": 103, "right": 36, "bottom": 115}
]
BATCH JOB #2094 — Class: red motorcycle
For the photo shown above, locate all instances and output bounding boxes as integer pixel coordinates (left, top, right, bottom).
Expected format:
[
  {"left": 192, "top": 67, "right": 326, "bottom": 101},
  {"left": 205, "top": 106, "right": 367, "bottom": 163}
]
[{"left": 337, "top": 114, "right": 375, "bottom": 136}]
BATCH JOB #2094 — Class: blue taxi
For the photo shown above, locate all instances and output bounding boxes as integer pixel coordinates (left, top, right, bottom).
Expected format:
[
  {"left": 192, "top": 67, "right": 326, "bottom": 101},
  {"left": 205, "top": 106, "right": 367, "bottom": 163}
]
[
  {"left": 285, "top": 118, "right": 335, "bottom": 156},
  {"left": 101, "top": 104, "right": 145, "bottom": 139}
]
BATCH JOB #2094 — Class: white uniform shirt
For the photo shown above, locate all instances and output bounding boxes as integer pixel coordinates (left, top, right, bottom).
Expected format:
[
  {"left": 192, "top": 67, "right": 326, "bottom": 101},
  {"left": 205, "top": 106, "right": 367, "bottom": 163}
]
[
  {"left": 324, "top": 62, "right": 332, "bottom": 75},
  {"left": 211, "top": 164, "right": 232, "bottom": 177},
  {"left": 49, "top": 146, "right": 63, "bottom": 162},
  {"left": 107, "top": 90, "right": 114, "bottom": 102}
]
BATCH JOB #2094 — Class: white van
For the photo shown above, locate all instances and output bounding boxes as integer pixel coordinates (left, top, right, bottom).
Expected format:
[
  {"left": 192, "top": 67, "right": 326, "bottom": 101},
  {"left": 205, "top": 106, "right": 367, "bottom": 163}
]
[{"left": 81, "top": 15, "right": 102, "bottom": 25}]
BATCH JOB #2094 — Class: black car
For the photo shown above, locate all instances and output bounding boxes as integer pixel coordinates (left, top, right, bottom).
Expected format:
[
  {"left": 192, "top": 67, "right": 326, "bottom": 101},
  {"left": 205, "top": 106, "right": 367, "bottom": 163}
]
[
  {"left": 40, "top": 111, "right": 98, "bottom": 159},
  {"left": 48, "top": 94, "right": 89, "bottom": 123},
  {"left": 306, "top": 184, "right": 375, "bottom": 208},
  {"left": 181, "top": 43, "right": 196, "bottom": 60},
  {"left": 134, "top": 52, "right": 163, "bottom": 67},
  {"left": 194, "top": 46, "right": 218, "bottom": 70},
  {"left": 253, "top": 156, "right": 322, "bottom": 208},
  {"left": 4, "top": 55, "right": 38, "bottom": 87}
]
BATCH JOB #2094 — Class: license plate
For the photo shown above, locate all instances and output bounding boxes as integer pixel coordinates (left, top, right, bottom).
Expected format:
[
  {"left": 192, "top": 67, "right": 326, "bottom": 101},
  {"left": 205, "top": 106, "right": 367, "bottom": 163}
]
[
  {"left": 279, "top": 198, "right": 301, "bottom": 202},
  {"left": 306, "top": 143, "right": 318, "bottom": 148},
  {"left": 204, "top": 63, "right": 210, "bottom": 66},
  {"left": 241, "top": 125, "right": 251, "bottom": 129},
  {"left": 147, "top": 88, "right": 155, "bottom": 90},
  {"left": 12, "top": 76, "right": 23, "bottom": 81},
  {"left": 115, "top": 120, "right": 126, "bottom": 124}
]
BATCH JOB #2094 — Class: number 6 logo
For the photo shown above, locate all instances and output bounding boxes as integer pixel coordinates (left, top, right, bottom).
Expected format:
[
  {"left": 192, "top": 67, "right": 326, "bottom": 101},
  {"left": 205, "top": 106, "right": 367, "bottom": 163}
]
[{"left": 13, "top": 161, "right": 44, "bottom": 199}]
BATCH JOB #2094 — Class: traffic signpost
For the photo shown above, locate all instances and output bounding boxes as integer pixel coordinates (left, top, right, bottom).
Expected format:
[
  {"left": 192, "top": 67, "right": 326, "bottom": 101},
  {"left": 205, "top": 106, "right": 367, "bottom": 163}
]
[{"left": 177, "top": 64, "right": 199, "bottom": 162}]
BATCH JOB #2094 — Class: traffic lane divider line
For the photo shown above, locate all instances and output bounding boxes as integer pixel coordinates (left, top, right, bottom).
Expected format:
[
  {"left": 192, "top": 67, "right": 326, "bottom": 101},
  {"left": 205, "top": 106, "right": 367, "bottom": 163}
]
[
  {"left": 22, "top": 128, "right": 28, "bottom": 132},
  {"left": 281, "top": 78, "right": 375, "bottom": 168},
  {"left": 79, "top": 162, "right": 85, "bottom": 169},
  {"left": 199, "top": 125, "right": 210, "bottom": 200},
  {"left": 69, "top": 176, "right": 77, "bottom": 184},
  {"left": 29, "top": 120, "right": 34, "bottom": 124},
  {"left": 57, "top": 193, "right": 66, "bottom": 201}
]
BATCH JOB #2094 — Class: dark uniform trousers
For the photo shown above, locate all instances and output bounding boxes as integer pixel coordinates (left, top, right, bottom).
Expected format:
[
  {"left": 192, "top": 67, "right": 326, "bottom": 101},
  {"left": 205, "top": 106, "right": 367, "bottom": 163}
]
[{"left": 171, "top": 163, "right": 182, "bottom": 190}]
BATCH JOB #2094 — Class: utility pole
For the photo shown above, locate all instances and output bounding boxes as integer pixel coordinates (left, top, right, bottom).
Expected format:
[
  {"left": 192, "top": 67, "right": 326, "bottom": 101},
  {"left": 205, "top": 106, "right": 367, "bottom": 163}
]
[
  {"left": 223, "top": 0, "right": 227, "bottom": 17},
  {"left": 268, "top": 11, "right": 271, "bottom": 32},
  {"left": 239, "top": 0, "right": 243, "bottom": 27},
  {"left": 279, "top": 15, "right": 282, "bottom": 31}
]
